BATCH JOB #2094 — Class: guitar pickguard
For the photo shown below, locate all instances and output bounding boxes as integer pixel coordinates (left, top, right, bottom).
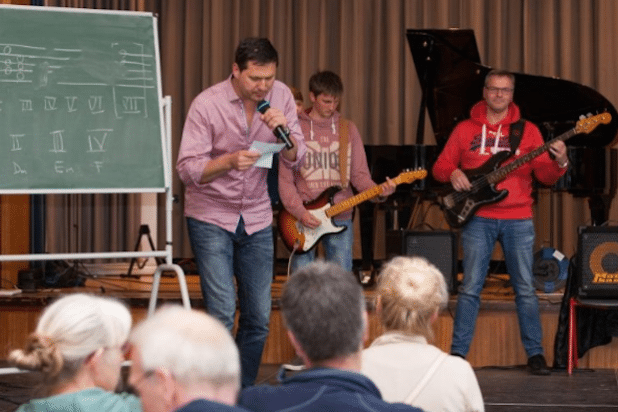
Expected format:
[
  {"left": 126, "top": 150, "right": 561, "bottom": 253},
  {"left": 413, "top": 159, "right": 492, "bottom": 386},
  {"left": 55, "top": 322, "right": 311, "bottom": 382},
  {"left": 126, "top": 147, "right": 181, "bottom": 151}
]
[{"left": 296, "top": 205, "right": 346, "bottom": 252}]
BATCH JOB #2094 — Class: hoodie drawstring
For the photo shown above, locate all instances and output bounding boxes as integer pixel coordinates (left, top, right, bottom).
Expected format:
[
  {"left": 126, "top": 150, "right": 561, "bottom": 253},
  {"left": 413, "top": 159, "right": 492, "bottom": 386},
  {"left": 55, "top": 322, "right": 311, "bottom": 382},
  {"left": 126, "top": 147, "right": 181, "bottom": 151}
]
[{"left": 480, "top": 124, "right": 503, "bottom": 154}]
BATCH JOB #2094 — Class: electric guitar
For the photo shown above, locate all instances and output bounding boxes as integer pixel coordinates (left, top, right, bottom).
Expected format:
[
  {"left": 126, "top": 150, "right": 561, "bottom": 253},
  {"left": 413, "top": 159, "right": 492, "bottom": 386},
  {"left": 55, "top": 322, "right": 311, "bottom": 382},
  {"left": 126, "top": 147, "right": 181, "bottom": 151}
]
[
  {"left": 439, "top": 112, "right": 611, "bottom": 228},
  {"left": 278, "top": 169, "right": 428, "bottom": 253}
]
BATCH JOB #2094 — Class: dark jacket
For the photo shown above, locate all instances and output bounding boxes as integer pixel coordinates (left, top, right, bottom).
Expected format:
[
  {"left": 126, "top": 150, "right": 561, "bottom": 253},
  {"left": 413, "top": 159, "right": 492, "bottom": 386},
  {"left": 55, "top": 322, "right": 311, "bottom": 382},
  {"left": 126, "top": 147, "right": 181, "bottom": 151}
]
[
  {"left": 238, "top": 367, "right": 425, "bottom": 412},
  {"left": 176, "top": 399, "right": 251, "bottom": 412}
]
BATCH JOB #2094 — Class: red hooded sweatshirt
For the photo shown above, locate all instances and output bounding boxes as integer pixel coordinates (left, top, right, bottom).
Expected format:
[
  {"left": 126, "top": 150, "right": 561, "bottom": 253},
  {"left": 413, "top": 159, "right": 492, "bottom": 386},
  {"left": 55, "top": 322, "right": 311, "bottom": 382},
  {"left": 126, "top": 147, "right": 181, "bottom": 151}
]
[{"left": 432, "top": 100, "right": 567, "bottom": 220}]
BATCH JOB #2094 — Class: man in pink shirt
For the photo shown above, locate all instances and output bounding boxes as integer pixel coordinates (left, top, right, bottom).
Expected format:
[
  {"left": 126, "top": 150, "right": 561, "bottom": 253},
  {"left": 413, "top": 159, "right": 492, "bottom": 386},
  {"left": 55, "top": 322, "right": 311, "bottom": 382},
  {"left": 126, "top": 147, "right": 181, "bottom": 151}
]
[{"left": 176, "top": 37, "right": 306, "bottom": 387}]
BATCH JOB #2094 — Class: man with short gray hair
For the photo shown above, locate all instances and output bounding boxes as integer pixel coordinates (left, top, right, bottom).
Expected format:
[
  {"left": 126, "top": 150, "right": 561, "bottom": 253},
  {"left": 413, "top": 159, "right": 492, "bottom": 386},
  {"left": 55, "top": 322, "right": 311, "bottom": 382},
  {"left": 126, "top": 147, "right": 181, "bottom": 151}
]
[
  {"left": 128, "top": 306, "right": 250, "bottom": 412},
  {"left": 238, "top": 260, "right": 424, "bottom": 412}
]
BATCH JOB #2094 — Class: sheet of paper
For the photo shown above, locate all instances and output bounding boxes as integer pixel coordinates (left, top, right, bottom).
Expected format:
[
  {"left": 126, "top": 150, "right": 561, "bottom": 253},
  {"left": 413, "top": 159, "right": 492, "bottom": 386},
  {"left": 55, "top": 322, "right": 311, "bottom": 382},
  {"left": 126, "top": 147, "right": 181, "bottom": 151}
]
[{"left": 249, "top": 141, "right": 286, "bottom": 169}]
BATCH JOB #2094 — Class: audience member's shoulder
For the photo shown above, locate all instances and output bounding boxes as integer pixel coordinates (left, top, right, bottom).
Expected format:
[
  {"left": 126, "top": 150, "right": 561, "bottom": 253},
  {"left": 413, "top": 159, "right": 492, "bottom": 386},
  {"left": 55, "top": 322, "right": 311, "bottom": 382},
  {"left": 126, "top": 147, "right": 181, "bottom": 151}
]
[
  {"left": 237, "top": 383, "right": 281, "bottom": 406},
  {"left": 446, "top": 352, "right": 475, "bottom": 370},
  {"left": 177, "top": 399, "right": 252, "bottom": 412},
  {"left": 381, "top": 401, "right": 425, "bottom": 411}
]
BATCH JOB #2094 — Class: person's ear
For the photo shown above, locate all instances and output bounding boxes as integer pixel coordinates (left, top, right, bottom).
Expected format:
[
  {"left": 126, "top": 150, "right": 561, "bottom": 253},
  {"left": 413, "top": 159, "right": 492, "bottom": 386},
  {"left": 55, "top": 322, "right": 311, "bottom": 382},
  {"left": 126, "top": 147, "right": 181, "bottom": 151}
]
[
  {"left": 430, "top": 308, "right": 439, "bottom": 325},
  {"left": 375, "top": 295, "right": 382, "bottom": 317},
  {"left": 156, "top": 367, "right": 177, "bottom": 409},
  {"left": 232, "top": 63, "right": 240, "bottom": 79},
  {"left": 85, "top": 348, "right": 105, "bottom": 369},
  {"left": 361, "top": 310, "right": 370, "bottom": 345}
]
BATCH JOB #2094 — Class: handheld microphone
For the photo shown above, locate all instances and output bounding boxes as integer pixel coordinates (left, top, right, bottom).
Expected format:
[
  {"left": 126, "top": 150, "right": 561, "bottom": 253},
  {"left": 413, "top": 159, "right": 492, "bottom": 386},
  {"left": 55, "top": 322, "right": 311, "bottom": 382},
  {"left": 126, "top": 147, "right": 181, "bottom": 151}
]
[{"left": 257, "top": 100, "right": 294, "bottom": 149}]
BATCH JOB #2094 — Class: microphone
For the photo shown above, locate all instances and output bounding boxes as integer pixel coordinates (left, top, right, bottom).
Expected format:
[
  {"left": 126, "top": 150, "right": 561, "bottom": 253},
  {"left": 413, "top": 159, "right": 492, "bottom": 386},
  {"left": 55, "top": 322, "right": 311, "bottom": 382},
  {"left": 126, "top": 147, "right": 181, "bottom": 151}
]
[{"left": 257, "top": 100, "right": 294, "bottom": 149}]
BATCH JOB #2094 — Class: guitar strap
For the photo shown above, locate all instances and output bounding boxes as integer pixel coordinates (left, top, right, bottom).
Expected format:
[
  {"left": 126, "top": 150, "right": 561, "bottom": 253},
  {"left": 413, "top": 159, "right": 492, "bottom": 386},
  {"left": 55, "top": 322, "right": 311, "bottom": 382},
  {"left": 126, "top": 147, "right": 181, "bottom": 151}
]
[
  {"left": 508, "top": 119, "right": 526, "bottom": 155},
  {"left": 339, "top": 118, "right": 350, "bottom": 189}
]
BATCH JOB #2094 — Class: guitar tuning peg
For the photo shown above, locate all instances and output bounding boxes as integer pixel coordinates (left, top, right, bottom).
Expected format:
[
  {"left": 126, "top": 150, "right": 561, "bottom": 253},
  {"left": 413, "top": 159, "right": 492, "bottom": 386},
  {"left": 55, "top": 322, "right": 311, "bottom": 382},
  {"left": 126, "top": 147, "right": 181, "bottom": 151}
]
[{"left": 579, "top": 114, "right": 586, "bottom": 120}]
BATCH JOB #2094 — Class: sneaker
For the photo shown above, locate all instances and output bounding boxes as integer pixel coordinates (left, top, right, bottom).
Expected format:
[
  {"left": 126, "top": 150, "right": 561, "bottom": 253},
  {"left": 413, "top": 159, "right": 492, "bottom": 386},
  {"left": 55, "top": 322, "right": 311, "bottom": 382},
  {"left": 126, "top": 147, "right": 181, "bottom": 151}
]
[{"left": 527, "top": 354, "right": 550, "bottom": 375}]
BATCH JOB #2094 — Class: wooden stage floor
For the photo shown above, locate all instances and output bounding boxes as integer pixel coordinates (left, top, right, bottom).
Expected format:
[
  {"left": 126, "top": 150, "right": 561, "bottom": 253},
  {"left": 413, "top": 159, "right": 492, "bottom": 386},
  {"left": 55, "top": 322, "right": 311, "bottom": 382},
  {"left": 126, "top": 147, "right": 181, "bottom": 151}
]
[{"left": 2, "top": 269, "right": 618, "bottom": 368}]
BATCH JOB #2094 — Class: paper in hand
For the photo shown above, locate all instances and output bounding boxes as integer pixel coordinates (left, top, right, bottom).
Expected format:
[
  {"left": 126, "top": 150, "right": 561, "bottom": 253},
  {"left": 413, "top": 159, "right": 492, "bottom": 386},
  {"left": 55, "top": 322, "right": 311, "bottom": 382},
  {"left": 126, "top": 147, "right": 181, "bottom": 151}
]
[{"left": 249, "top": 141, "right": 286, "bottom": 168}]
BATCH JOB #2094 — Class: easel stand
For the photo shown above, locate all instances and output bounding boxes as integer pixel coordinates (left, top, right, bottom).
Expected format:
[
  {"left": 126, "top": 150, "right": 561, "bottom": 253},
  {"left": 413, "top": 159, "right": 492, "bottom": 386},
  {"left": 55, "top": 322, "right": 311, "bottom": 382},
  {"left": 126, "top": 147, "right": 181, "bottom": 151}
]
[{"left": 126, "top": 224, "right": 165, "bottom": 278}]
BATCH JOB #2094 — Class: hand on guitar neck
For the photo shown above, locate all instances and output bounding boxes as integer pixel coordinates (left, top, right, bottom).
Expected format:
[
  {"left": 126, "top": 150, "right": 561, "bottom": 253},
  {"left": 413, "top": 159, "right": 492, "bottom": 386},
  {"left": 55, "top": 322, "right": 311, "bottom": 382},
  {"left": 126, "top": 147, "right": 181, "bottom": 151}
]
[{"left": 376, "top": 176, "right": 397, "bottom": 200}]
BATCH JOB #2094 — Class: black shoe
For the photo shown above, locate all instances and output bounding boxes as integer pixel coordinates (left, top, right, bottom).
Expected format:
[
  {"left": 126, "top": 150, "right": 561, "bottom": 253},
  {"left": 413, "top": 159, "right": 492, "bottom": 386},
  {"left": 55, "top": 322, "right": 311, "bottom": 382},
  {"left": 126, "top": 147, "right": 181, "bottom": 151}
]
[{"left": 527, "top": 354, "right": 550, "bottom": 375}]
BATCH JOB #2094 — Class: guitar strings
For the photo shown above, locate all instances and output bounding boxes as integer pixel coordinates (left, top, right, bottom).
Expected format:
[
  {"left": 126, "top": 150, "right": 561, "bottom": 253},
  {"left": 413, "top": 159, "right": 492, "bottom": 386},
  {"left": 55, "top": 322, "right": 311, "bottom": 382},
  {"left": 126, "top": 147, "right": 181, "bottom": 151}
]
[{"left": 448, "top": 175, "right": 489, "bottom": 203}]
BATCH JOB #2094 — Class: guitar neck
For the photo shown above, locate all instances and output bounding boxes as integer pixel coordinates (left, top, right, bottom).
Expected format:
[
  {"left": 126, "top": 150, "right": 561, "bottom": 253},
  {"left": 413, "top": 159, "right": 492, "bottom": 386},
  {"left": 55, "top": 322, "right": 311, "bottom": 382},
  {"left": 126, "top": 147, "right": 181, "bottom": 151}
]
[
  {"left": 325, "top": 174, "right": 412, "bottom": 218},
  {"left": 487, "top": 127, "right": 576, "bottom": 184},
  {"left": 325, "top": 184, "right": 384, "bottom": 218}
]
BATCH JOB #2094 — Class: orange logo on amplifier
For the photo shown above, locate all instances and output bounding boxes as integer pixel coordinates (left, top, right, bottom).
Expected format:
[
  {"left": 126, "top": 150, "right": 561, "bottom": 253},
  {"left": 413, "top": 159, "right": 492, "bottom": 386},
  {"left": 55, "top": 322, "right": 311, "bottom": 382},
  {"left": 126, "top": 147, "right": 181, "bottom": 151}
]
[
  {"left": 592, "top": 273, "right": 618, "bottom": 283},
  {"left": 589, "top": 242, "right": 618, "bottom": 283}
]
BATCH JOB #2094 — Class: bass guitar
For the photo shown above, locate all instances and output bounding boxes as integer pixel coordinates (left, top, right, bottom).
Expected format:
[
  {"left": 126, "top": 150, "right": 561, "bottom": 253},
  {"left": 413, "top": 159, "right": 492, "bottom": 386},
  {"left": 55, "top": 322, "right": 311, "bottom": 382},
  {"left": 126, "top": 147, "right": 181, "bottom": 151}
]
[
  {"left": 439, "top": 112, "right": 611, "bottom": 228},
  {"left": 278, "top": 169, "right": 428, "bottom": 253}
]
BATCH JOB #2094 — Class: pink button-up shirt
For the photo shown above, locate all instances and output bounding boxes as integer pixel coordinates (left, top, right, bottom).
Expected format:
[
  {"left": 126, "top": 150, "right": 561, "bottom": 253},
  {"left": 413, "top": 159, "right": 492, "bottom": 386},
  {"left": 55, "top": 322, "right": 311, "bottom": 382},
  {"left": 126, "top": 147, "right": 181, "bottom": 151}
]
[{"left": 177, "top": 77, "right": 305, "bottom": 234}]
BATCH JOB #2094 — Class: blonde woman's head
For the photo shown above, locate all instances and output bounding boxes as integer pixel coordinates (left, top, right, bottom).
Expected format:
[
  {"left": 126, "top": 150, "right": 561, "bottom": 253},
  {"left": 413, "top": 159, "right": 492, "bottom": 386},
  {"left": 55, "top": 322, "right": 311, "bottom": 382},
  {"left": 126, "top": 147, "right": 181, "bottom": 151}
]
[
  {"left": 8, "top": 293, "right": 131, "bottom": 392},
  {"left": 377, "top": 256, "right": 448, "bottom": 341}
]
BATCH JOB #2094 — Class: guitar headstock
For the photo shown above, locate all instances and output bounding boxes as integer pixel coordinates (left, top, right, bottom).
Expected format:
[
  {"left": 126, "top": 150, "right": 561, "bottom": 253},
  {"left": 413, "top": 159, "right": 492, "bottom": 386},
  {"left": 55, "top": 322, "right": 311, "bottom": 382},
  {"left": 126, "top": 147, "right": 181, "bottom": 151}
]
[
  {"left": 396, "top": 169, "right": 428, "bottom": 184},
  {"left": 575, "top": 112, "right": 612, "bottom": 134}
]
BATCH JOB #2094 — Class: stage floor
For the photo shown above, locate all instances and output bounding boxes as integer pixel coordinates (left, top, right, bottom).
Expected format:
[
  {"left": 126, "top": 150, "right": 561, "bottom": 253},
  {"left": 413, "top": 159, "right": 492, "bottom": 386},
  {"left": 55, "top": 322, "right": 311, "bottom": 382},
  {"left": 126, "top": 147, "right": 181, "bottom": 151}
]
[{"left": 2, "top": 269, "right": 618, "bottom": 369}]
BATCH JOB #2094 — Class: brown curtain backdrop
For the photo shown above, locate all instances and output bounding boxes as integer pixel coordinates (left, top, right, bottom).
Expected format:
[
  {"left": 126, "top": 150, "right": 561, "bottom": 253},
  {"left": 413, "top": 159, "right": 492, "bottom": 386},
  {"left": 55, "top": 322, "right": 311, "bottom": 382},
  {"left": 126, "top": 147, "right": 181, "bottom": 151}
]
[{"left": 43, "top": 0, "right": 618, "bottom": 266}]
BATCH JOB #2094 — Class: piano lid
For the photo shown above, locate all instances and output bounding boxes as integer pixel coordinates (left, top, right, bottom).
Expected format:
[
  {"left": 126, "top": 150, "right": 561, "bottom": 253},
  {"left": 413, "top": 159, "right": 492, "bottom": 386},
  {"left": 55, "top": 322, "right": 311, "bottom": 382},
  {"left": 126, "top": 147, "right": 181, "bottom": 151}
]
[{"left": 406, "top": 29, "right": 618, "bottom": 149}]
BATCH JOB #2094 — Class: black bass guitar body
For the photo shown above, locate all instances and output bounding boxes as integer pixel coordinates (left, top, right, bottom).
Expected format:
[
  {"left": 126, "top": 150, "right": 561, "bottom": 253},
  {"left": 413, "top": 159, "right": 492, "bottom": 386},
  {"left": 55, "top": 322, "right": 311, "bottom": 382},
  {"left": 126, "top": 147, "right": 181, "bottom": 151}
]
[{"left": 440, "top": 151, "right": 511, "bottom": 228}]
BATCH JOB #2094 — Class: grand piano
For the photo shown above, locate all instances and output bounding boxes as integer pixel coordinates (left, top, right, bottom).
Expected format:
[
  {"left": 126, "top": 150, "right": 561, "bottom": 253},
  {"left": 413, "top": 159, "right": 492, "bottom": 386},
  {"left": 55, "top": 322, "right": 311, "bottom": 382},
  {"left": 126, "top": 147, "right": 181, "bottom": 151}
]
[{"left": 361, "top": 28, "right": 618, "bottom": 268}]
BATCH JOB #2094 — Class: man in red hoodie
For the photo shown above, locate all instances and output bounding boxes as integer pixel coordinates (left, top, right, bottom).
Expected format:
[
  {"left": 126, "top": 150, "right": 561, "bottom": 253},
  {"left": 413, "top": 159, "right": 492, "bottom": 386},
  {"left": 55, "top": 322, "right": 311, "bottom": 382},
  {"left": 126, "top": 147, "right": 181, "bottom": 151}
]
[{"left": 432, "top": 69, "right": 568, "bottom": 375}]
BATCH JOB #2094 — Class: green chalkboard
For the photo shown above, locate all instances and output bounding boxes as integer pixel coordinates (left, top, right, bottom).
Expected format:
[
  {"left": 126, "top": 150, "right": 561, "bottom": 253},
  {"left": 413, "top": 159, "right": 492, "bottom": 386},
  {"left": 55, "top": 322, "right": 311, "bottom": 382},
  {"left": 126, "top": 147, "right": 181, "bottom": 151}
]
[{"left": 0, "top": 5, "right": 166, "bottom": 193}]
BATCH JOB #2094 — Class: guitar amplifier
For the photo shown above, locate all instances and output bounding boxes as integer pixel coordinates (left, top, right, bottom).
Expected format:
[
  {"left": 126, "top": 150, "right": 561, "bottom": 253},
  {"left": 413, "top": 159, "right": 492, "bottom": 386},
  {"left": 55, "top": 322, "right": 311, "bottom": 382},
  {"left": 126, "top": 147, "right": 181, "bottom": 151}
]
[
  {"left": 385, "top": 230, "right": 458, "bottom": 294},
  {"left": 577, "top": 226, "right": 618, "bottom": 298}
]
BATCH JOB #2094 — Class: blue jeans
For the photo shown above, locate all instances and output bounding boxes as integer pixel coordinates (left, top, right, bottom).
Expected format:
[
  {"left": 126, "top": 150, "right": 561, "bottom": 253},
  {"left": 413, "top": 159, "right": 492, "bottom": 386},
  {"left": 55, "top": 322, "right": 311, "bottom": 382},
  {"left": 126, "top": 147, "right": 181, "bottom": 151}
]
[
  {"left": 451, "top": 216, "right": 544, "bottom": 358},
  {"left": 291, "top": 219, "right": 354, "bottom": 272},
  {"left": 187, "top": 217, "right": 273, "bottom": 387}
]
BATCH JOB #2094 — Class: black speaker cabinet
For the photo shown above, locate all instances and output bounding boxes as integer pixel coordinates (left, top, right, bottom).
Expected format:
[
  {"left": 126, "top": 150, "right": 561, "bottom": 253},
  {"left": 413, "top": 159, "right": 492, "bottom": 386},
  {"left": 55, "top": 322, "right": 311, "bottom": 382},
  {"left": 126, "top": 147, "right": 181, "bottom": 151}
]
[
  {"left": 385, "top": 230, "right": 458, "bottom": 294},
  {"left": 578, "top": 226, "right": 618, "bottom": 298}
]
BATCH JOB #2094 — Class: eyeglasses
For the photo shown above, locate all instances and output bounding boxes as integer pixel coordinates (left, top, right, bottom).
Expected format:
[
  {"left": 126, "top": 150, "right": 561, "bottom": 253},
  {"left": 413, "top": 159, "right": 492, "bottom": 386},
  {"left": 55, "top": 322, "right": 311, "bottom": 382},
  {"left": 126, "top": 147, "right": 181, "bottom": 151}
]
[{"left": 485, "top": 86, "right": 514, "bottom": 94}]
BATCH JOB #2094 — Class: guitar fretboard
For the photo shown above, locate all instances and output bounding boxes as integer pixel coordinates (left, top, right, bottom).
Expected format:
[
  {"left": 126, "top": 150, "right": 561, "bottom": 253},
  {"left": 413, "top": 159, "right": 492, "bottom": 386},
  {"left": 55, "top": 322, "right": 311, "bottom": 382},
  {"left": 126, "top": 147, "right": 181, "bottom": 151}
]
[
  {"left": 325, "top": 171, "right": 426, "bottom": 218},
  {"left": 487, "top": 128, "right": 576, "bottom": 184}
]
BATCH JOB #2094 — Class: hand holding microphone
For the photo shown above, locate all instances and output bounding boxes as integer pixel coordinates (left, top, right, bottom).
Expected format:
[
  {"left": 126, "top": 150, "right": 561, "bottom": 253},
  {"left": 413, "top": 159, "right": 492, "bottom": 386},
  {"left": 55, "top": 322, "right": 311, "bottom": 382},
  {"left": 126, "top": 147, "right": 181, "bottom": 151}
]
[{"left": 257, "top": 100, "right": 294, "bottom": 149}]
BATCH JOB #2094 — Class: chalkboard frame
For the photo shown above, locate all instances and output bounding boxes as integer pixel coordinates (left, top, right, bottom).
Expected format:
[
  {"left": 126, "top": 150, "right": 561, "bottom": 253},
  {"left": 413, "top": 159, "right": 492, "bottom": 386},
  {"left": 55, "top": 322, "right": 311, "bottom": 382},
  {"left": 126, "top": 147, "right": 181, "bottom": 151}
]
[
  {"left": 0, "top": 5, "right": 174, "bottom": 268},
  {"left": 0, "top": 5, "right": 169, "bottom": 194}
]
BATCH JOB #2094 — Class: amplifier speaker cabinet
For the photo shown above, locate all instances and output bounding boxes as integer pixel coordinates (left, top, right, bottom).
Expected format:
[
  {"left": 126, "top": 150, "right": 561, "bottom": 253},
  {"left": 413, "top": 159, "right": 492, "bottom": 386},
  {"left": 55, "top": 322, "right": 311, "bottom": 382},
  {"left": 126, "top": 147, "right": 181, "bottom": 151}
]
[
  {"left": 385, "top": 230, "right": 458, "bottom": 294},
  {"left": 578, "top": 226, "right": 618, "bottom": 298}
]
